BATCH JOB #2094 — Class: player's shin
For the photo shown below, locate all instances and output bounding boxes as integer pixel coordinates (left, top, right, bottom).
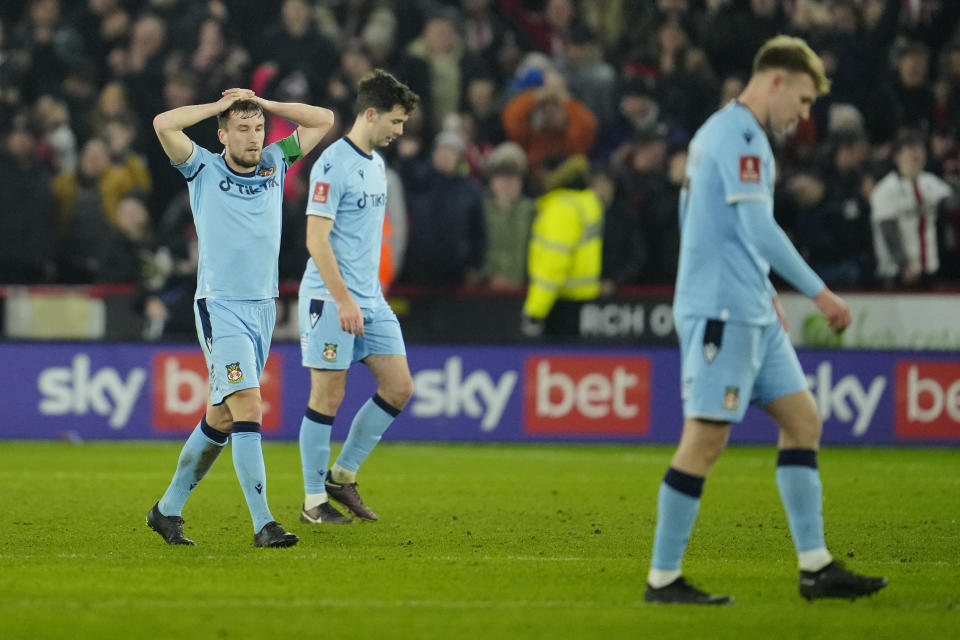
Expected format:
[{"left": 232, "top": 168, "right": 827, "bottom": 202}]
[
  {"left": 776, "top": 448, "right": 832, "bottom": 572},
  {"left": 300, "top": 408, "right": 334, "bottom": 508},
  {"left": 158, "top": 416, "right": 228, "bottom": 516},
  {"left": 648, "top": 467, "right": 705, "bottom": 587},
  {"left": 333, "top": 393, "right": 401, "bottom": 478},
  {"left": 231, "top": 422, "right": 274, "bottom": 533}
]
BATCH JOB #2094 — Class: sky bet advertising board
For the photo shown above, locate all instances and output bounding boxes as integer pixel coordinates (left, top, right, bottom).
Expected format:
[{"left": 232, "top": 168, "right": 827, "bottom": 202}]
[{"left": 1, "top": 343, "right": 958, "bottom": 445}]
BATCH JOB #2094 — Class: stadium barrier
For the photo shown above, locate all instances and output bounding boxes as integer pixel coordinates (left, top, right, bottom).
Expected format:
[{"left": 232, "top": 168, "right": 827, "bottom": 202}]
[{"left": 2, "top": 342, "right": 958, "bottom": 445}]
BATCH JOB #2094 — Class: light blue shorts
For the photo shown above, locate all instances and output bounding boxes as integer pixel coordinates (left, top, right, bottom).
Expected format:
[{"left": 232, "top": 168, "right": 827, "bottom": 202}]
[
  {"left": 194, "top": 298, "right": 275, "bottom": 405},
  {"left": 676, "top": 315, "right": 807, "bottom": 422},
  {"left": 299, "top": 297, "right": 406, "bottom": 370}
]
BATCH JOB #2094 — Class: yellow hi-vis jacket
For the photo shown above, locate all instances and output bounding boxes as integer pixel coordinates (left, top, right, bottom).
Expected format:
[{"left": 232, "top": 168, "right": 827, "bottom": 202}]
[{"left": 523, "top": 187, "right": 603, "bottom": 319}]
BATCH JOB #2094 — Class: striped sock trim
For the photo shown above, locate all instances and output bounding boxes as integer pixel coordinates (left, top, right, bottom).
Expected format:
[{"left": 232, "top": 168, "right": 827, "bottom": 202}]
[
  {"left": 231, "top": 421, "right": 261, "bottom": 434},
  {"left": 372, "top": 393, "right": 401, "bottom": 417},
  {"left": 777, "top": 448, "right": 818, "bottom": 469},
  {"left": 200, "top": 415, "right": 228, "bottom": 444},
  {"left": 663, "top": 467, "right": 705, "bottom": 498},
  {"left": 305, "top": 408, "right": 335, "bottom": 425}
]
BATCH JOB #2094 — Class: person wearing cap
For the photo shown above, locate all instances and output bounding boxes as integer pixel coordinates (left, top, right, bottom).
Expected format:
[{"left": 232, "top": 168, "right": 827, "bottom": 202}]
[
  {"left": 870, "top": 128, "right": 954, "bottom": 287},
  {"left": 481, "top": 141, "right": 537, "bottom": 289},
  {"left": 521, "top": 154, "right": 613, "bottom": 335}
]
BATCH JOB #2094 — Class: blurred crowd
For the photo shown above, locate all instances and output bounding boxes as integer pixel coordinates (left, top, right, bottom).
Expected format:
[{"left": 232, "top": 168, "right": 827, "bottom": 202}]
[{"left": 2, "top": 0, "right": 960, "bottom": 336}]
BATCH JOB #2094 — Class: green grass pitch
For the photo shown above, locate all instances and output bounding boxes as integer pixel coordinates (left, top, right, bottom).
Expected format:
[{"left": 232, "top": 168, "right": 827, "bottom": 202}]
[{"left": 1, "top": 441, "right": 957, "bottom": 639}]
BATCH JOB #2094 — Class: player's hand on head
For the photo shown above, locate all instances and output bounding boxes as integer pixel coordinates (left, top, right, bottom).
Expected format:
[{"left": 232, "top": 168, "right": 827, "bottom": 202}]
[
  {"left": 217, "top": 88, "right": 254, "bottom": 107},
  {"left": 814, "top": 288, "right": 851, "bottom": 334}
]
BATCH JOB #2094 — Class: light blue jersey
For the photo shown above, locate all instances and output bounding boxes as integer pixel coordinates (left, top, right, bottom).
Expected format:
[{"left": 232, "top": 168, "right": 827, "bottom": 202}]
[
  {"left": 674, "top": 101, "right": 786, "bottom": 325},
  {"left": 300, "top": 137, "right": 388, "bottom": 308},
  {"left": 174, "top": 134, "right": 303, "bottom": 300}
]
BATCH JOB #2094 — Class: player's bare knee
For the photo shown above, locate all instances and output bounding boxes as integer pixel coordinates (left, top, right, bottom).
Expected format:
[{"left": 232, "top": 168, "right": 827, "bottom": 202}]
[
  {"left": 224, "top": 388, "right": 262, "bottom": 424},
  {"left": 380, "top": 376, "right": 414, "bottom": 410},
  {"left": 310, "top": 385, "right": 344, "bottom": 414},
  {"left": 781, "top": 417, "right": 822, "bottom": 448}
]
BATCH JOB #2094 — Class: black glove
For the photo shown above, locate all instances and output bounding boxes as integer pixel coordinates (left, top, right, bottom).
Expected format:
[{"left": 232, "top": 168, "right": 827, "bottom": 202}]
[{"left": 521, "top": 314, "right": 545, "bottom": 337}]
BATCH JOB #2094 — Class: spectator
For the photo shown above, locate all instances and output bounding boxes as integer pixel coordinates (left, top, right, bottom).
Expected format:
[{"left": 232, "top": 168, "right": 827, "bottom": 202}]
[
  {"left": 97, "top": 192, "right": 158, "bottom": 286},
  {"left": 325, "top": 39, "right": 375, "bottom": 126},
  {"left": 498, "top": 0, "right": 576, "bottom": 57},
  {"left": 406, "top": 8, "right": 464, "bottom": 124},
  {"left": 653, "top": 18, "right": 718, "bottom": 138},
  {"left": 480, "top": 141, "right": 537, "bottom": 289},
  {"left": 34, "top": 94, "right": 76, "bottom": 173},
  {"left": 0, "top": 120, "right": 56, "bottom": 283},
  {"left": 110, "top": 13, "right": 168, "bottom": 131},
  {"left": 0, "top": 16, "right": 31, "bottom": 129},
  {"left": 398, "top": 129, "right": 486, "bottom": 287},
  {"left": 603, "top": 132, "right": 674, "bottom": 287},
  {"left": 186, "top": 18, "right": 251, "bottom": 103},
  {"left": 257, "top": 0, "right": 338, "bottom": 105},
  {"left": 866, "top": 40, "right": 936, "bottom": 143},
  {"left": 102, "top": 115, "right": 151, "bottom": 210},
  {"left": 10, "top": 0, "right": 84, "bottom": 100},
  {"left": 522, "top": 155, "right": 614, "bottom": 336},
  {"left": 594, "top": 74, "right": 665, "bottom": 163},
  {"left": 68, "top": 0, "right": 130, "bottom": 64},
  {"left": 459, "top": 70, "right": 506, "bottom": 160},
  {"left": 51, "top": 137, "right": 115, "bottom": 282},
  {"left": 502, "top": 71, "right": 597, "bottom": 187},
  {"left": 803, "top": 131, "right": 875, "bottom": 288},
  {"left": 870, "top": 129, "right": 954, "bottom": 287},
  {"left": 700, "top": 0, "right": 788, "bottom": 80},
  {"left": 555, "top": 23, "right": 618, "bottom": 127},
  {"left": 460, "top": 0, "right": 512, "bottom": 76}
]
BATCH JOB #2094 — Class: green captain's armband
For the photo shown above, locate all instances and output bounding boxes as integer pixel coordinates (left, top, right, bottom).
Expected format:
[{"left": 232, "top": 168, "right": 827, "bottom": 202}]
[{"left": 276, "top": 133, "right": 304, "bottom": 167}]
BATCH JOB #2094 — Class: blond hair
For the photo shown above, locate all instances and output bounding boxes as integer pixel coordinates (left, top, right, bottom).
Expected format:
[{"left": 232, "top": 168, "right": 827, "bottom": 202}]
[{"left": 753, "top": 35, "right": 830, "bottom": 96}]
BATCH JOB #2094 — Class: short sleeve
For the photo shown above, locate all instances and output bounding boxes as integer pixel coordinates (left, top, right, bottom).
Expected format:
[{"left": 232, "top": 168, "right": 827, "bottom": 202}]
[
  {"left": 172, "top": 142, "right": 209, "bottom": 179},
  {"left": 305, "top": 154, "right": 343, "bottom": 219}
]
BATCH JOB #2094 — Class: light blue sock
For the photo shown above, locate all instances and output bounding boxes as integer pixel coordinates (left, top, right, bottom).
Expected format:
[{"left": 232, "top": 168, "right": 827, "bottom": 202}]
[
  {"left": 300, "top": 408, "right": 334, "bottom": 494},
  {"left": 158, "top": 417, "right": 227, "bottom": 516},
  {"left": 776, "top": 449, "right": 826, "bottom": 553},
  {"left": 335, "top": 394, "right": 400, "bottom": 472},
  {"left": 651, "top": 468, "right": 704, "bottom": 571},
  {"left": 231, "top": 422, "right": 273, "bottom": 533}
]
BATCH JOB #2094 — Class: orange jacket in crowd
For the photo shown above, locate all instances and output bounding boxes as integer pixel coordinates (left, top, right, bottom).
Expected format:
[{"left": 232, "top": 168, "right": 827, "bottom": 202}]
[{"left": 501, "top": 89, "right": 597, "bottom": 172}]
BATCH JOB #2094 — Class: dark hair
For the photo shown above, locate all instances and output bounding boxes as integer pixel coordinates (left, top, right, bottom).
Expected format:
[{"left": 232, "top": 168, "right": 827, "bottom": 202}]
[
  {"left": 355, "top": 69, "right": 420, "bottom": 115},
  {"left": 217, "top": 99, "right": 263, "bottom": 129},
  {"left": 892, "top": 128, "right": 926, "bottom": 154}
]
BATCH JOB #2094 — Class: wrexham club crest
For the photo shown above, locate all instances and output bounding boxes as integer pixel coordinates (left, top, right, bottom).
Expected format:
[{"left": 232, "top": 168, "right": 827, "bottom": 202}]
[
  {"left": 225, "top": 362, "right": 244, "bottom": 384},
  {"left": 322, "top": 343, "right": 338, "bottom": 362},
  {"left": 722, "top": 386, "right": 739, "bottom": 411}
]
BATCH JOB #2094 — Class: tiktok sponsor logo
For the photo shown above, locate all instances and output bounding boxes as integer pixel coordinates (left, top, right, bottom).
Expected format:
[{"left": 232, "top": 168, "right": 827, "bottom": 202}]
[
  {"left": 356, "top": 191, "right": 386, "bottom": 208},
  {"left": 219, "top": 174, "right": 280, "bottom": 195}
]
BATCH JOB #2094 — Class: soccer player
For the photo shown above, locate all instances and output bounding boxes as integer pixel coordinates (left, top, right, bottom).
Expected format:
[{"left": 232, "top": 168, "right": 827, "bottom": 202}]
[
  {"left": 644, "top": 36, "right": 888, "bottom": 604},
  {"left": 146, "top": 88, "right": 334, "bottom": 547},
  {"left": 297, "top": 70, "right": 419, "bottom": 525}
]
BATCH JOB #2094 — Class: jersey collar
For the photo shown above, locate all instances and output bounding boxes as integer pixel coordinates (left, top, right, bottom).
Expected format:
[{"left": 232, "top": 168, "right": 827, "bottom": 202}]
[
  {"left": 343, "top": 136, "right": 373, "bottom": 160},
  {"left": 220, "top": 150, "right": 259, "bottom": 177}
]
